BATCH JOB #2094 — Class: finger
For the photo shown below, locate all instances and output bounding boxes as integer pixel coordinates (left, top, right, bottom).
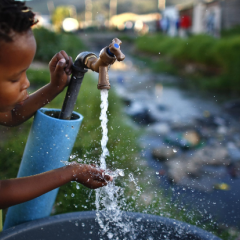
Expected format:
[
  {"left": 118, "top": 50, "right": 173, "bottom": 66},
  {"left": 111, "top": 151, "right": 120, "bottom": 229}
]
[
  {"left": 95, "top": 169, "right": 113, "bottom": 182},
  {"left": 105, "top": 175, "right": 113, "bottom": 181},
  {"left": 49, "top": 52, "right": 66, "bottom": 72},
  {"left": 59, "top": 50, "right": 71, "bottom": 72},
  {"left": 59, "top": 50, "right": 70, "bottom": 64},
  {"left": 93, "top": 181, "right": 108, "bottom": 189},
  {"left": 93, "top": 172, "right": 111, "bottom": 182},
  {"left": 54, "top": 58, "right": 67, "bottom": 76},
  {"left": 92, "top": 173, "right": 105, "bottom": 182},
  {"left": 91, "top": 166, "right": 105, "bottom": 176},
  {"left": 49, "top": 53, "right": 59, "bottom": 71},
  {"left": 65, "top": 56, "right": 73, "bottom": 75}
]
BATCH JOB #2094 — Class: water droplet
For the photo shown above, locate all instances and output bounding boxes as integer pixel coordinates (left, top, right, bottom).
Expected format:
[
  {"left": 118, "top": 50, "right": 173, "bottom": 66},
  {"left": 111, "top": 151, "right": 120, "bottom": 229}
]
[
  {"left": 173, "top": 149, "right": 177, "bottom": 153},
  {"left": 129, "top": 173, "right": 134, "bottom": 182},
  {"left": 136, "top": 186, "right": 141, "bottom": 191},
  {"left": 107, "top": 232, "right": 113, "bottom": 239},
  {"left": 81, "top": 223, "right": 85, "bottom": 227},
  {"left": 118, "top": 169, "right": 124, "bottom": 176}
]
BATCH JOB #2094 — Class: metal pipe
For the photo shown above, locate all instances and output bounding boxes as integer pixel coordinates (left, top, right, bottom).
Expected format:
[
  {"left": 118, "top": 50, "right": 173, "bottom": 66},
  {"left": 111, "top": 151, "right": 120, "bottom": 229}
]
[{"left": 59, "top": 52, "right": 96, "bottom": 120}]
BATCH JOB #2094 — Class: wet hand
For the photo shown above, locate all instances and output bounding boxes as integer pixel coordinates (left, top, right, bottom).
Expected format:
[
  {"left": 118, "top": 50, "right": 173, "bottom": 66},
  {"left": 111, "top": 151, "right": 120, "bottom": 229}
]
[
  {"left": 71, "top": 163, "right": 113, "bottom": 189},
  {"left": 49, "top": 50, "right": 73, "bottom": 90}
]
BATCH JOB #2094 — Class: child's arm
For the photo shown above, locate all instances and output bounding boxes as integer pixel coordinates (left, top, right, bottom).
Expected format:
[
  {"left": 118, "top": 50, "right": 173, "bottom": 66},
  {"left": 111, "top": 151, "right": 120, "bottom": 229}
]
[
  {"left": 0, "top": 163, "right": 112, "bottom": 209},
  {"left": 0, "top": 51, "right": 73, "bottom": 126}
]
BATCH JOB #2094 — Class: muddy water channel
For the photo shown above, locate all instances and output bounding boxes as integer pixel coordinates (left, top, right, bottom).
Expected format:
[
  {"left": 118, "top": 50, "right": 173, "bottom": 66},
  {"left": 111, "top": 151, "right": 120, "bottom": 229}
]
[{"left": 106, "top": 56, "right": 240, "bottom": 229}]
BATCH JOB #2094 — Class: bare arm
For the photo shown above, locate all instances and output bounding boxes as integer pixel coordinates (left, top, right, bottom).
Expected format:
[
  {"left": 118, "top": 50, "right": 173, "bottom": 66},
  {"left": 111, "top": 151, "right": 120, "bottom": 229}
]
[
  {"left": 0, "top": 51, "right": 73, "bottom": 126},
  {"left": 0, "top": 163, "right": 112, "bottom": 209}
]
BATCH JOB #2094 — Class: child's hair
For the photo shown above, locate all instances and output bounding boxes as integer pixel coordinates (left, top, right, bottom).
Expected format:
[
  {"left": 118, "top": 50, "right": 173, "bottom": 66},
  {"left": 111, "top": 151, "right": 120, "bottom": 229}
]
[{"left": 0, "top": 0, "right": 38, "bottom": 42}]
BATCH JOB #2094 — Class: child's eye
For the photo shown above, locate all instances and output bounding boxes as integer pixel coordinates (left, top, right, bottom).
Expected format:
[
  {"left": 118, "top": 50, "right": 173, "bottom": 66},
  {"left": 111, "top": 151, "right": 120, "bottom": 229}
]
[{"left": 11, "top": 79, "right": 20, "bottom": 83}]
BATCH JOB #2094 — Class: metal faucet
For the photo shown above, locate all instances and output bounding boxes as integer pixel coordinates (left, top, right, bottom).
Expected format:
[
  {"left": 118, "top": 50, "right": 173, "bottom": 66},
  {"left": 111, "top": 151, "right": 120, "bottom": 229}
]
[
  {"left": 59, "top": 38, "right": 125, "bottom": 120},
  {"left": 84, "top": 38, "right": 125, "bottom": 89}
]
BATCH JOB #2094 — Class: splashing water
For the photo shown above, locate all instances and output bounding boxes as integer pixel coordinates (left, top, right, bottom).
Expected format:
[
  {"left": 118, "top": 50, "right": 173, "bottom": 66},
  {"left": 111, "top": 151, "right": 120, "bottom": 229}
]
[{"left": 95, "top": 89, "right": 136, "bottom": 239}]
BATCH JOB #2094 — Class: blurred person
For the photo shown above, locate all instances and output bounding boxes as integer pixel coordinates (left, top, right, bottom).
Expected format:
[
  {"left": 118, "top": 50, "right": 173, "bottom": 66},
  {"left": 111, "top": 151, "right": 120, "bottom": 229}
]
[
  {"left": 179, "top": 15, "right": 191, "bottom": 38},
  {"left": 161, "top": 15, "right": 170, "bottom": 34},
  {"left": 206, "top": 11, "right": 215, "bottom": 36},
  {"left": 156, "top": 14, "right": 161, "bottom": 32}
]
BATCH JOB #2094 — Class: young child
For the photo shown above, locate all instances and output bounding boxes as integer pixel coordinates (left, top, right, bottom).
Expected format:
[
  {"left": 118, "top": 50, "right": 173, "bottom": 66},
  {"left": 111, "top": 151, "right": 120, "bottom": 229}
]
[{"left": 0, "top": 0, "right": 112, "bottom": 209}]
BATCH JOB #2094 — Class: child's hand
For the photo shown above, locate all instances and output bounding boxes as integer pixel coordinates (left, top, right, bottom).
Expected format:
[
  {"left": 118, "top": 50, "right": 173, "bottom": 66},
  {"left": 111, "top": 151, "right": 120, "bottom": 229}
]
[
  {"left": 49, "top": 50, "right": 73, "bottom": 91},
  {"left": 71, "top": 163, "right": 113, "bottom": 189}
]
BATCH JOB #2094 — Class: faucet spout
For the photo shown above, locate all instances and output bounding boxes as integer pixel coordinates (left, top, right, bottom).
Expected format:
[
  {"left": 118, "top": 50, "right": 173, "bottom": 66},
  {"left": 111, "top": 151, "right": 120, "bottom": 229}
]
[{"left": 84, "top": 38, "right": 125, "bottom": 90}]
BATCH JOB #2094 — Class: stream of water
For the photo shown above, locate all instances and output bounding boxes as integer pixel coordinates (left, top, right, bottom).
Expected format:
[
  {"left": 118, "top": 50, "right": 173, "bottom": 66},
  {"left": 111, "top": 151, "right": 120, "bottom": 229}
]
[
  {"left": 99, "top": 89, "right": 109, "bottom": 170},
  {"left": 95, "top": 89, "right": 131, "bottom": 239}
]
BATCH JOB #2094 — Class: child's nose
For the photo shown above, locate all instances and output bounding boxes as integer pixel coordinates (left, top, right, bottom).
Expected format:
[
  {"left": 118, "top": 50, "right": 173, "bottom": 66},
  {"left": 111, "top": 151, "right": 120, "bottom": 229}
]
[{"left": 21, "top": 77, "right": 30, "bottom": 91}]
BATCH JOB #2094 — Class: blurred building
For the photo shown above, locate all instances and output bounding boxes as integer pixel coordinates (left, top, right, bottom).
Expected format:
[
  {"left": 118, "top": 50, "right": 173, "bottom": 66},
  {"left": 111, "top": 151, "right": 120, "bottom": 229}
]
[
  {"left": 176, "top": 0, "right": 240, "bottom": 37},
  {"left": 109, "top": 12, "right": 161, "bottom": 33},
  {"left": 192, "top": 1, "right": 221, "bottom": 37},
  {"left": 158, "top": 0, "right": 166, "bottom": 10},
  {"left": 221, "top": 0, "right": 240, "bottom": 29}
]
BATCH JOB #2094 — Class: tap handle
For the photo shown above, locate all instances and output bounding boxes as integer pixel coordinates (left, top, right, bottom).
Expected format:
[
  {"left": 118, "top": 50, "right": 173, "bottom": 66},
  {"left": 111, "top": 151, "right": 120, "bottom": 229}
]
[{"left": 108, "top": 38, "right": 125, "bottom": 61}]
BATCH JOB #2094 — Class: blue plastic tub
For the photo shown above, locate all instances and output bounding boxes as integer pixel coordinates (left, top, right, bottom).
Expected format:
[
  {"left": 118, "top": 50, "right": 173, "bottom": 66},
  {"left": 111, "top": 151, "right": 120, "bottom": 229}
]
[{"left": 0, "top": 211, "right": 221, "bottom": 240}]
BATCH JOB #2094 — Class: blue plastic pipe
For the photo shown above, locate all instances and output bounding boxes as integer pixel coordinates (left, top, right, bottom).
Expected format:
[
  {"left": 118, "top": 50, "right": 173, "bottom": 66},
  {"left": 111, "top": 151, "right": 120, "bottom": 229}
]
[{"left": 3, "top": 108, "right": 83, "bottom": 229}]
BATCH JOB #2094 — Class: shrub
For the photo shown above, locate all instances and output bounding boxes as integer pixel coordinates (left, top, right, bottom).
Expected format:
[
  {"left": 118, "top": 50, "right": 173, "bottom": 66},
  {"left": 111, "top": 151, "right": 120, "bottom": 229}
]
[
  {"left": 33, "top": 27, "right": 85, "bottom": 62},
  {"left": 27, "top": 68, "right": 50, "bottom": 86},
  {"left": 221, "top": 25, "right": 240, "bottom": 38},
  {"left": 135, "top": 33, "right": 240, "bottom": 94}
]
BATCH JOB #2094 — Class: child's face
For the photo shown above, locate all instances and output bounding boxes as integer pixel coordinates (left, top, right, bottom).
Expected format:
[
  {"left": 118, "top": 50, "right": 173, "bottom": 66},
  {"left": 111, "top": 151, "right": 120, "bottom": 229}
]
[{"left": 0, "top": 30, "right": 36, "bottom": 112}]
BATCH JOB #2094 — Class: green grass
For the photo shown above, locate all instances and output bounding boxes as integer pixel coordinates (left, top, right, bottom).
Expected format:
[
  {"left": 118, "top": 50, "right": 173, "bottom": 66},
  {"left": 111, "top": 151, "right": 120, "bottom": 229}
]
[{"left": 135, "top": 33, "right": 240, "bottom": 95}]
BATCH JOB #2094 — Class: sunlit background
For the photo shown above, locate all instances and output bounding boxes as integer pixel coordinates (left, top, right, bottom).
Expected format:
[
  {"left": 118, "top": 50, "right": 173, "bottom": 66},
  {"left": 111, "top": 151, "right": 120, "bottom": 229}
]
[{"left": 25, "top": 0, "right": 240, "bottom": 36}]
